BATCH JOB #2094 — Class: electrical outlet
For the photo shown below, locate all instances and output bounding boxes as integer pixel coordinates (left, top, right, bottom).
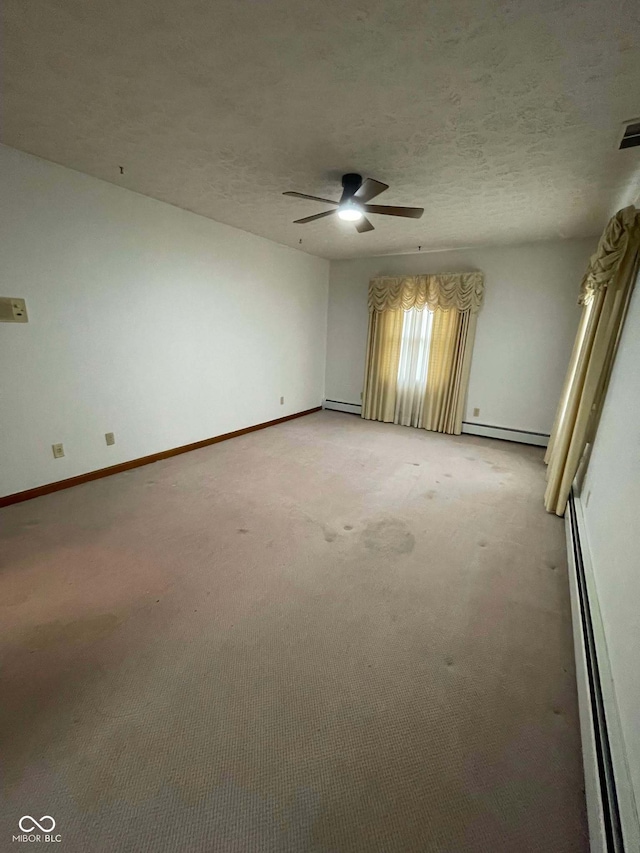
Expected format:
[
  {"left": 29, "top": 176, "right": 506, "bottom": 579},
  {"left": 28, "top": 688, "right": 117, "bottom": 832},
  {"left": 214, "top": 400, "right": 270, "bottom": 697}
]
[
  {"left": 280, "top": 396, "right": 284, "bottom": 405},
  {"left": 0, "top": 297, "right": 28, "bottom": 323},
  {"left": 105, "top": 432, "right": 115, "bottom": 446},
  {"left": 52, "top": 443, "right": 65, "bottom": 459},
  {"left": 473, "top": 407, "right": 480, "bottom": 417}
]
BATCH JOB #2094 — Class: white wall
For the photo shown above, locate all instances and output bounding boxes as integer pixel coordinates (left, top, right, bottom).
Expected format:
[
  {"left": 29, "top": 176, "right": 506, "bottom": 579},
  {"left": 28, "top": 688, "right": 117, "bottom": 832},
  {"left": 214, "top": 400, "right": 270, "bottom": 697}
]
[
  {"left": 0, "top": 145, "right": 329, "bottom": 497},
  {"left": 326, "top": 239, "right": 596, "bottom": 434},
  {"left": 579, "top": 276, "right": 640, "bottom": 841}
]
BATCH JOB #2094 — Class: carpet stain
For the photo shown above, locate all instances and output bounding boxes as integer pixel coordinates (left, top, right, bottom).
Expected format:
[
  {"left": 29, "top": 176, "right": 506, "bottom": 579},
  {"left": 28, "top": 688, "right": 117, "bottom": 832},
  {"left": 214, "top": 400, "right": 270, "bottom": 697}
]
[
  {"left": 478, "top": 540, "right": 488, "bottom": 548},
  {"left": 22, "top": 613, "right": 122, "bottom": 651},
  {"left": 361, "top": 519, "right": 415, "bottom": 554},
  {"left": 237, "top": 528, "right": 249, "bottom": 534},
  {"left": 323, "top": 526, "right": 338, "bottom": 543},
  {"left": 343, "top": 525, "right": 353, "bottom": 531},
  {"left": 424, "top": 489, "right": 437, "bottom": 500}
]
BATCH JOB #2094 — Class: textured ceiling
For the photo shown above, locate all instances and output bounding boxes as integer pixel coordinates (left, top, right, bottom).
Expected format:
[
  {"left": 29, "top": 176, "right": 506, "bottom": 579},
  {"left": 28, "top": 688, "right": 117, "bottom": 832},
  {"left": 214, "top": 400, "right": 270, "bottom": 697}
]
[{"left": 2, "top": 0, "right": 640, "bottom": 259}]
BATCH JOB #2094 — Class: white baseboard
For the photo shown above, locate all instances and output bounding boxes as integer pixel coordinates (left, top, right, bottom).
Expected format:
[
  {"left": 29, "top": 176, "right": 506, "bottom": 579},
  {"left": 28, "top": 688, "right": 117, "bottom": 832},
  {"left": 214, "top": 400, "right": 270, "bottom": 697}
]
[
  {"left": 461, "top": 421, "right": 549, "bottom": 447},
  {"left": 566, "top": 493, "right": 639, "bottom": 852},
  {"left": 323, "top": 408, "right": 550, "bottom": 446},
  {"left": 323, "top": 400, "right": 362, "bottom": 415}
]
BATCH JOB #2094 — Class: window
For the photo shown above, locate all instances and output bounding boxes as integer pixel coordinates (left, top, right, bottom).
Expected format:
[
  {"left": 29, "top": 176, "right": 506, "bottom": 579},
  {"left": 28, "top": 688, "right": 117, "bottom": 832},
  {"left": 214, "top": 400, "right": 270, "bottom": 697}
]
[{"left": 394, "top": 308, "right": 433, "bottom": 427}]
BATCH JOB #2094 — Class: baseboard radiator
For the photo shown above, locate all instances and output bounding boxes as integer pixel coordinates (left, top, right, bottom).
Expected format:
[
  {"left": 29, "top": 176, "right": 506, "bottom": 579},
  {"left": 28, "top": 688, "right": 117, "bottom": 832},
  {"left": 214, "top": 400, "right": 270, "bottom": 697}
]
[
  {"left": 566, "top": 491, "right": 627, "bottom": 853},
  {"left": 323, "top": 402, "right": 549, "bottom": 447},
  {"left": 461, "top": 421, "right": 549, "bottom": 446},
  {"left": 323, "top": 399, "right": 363, "bottom": 415}
]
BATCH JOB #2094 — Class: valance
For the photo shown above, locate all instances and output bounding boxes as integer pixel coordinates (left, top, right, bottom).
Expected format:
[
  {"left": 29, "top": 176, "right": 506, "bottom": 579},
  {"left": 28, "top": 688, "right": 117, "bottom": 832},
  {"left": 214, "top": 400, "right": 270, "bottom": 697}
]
[
  {"left": 368, "top": 272, "right": 484, "bottom": 314},
  {"left": 579, "top": 206, "right": 640, "bottom": 305}
]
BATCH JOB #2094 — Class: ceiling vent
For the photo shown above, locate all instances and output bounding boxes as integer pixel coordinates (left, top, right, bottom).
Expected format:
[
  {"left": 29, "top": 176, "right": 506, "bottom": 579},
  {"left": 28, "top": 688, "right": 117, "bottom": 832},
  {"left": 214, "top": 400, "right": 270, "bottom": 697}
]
[{"left": 619, "top": 121, "right": 640, "bottom": 150}]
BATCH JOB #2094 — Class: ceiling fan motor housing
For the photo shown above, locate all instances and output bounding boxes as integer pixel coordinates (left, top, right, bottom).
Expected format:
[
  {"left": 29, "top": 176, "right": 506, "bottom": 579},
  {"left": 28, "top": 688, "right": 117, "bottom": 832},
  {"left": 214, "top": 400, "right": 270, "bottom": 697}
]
[{"left": 340, "top": 173, "right": 363, "bottom": 204}]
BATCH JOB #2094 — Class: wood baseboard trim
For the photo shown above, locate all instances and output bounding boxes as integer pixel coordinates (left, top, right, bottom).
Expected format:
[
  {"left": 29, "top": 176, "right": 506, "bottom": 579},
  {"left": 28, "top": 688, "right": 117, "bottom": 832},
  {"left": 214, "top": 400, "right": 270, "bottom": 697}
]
[{"left": 0, "top": 406, "right": 322, "bottom": 508}]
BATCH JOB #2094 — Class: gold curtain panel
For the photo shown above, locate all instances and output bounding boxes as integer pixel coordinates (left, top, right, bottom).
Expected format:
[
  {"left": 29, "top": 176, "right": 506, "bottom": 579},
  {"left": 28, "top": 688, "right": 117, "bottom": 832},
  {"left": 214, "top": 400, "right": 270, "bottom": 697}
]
[
  {"left": 368, "top": 272, "right": 485, "bottom": 314},
  {"left": 545, "top": 206, "right": 640, "bottom": 516}
]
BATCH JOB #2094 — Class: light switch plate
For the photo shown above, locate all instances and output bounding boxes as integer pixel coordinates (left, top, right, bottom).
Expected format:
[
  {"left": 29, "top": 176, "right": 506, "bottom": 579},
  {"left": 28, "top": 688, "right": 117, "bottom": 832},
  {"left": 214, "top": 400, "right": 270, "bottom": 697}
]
[
  {"left": 0, "top": 297, "right": 28, "bottom": 323},
  {"left": 105, "top": 432, "right": 115, "bottom": 446},
  {"left": 473, "top": 407, "right": 480, "bottom": 417},
  {"left": 52, "top": 443, "right": 65, "bottom": 459}
]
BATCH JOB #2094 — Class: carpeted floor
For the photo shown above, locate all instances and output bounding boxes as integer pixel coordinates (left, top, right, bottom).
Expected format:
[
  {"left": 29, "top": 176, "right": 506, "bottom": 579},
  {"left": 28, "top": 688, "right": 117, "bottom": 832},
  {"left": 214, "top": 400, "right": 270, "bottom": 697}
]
[{"left": 0, "top": 410, "right": 587, "bottom": 852}]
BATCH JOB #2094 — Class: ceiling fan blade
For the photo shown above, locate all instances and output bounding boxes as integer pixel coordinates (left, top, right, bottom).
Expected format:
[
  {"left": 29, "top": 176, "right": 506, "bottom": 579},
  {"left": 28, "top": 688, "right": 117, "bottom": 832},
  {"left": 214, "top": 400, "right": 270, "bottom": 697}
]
[
  {"left": 294, "top": 210, "right": 337, "bottom": 224},
  {"left": 284, "top": 191, "right": 339, "bottom": 205},
  {"left": 354, "top": 179, "right": 389, "bottom": 203},
  {"left": 364, "top": 204, "right": 424, "bottom": 219},
  {"left": 355, "top": 216, "right": 375, "bottom": 233}
]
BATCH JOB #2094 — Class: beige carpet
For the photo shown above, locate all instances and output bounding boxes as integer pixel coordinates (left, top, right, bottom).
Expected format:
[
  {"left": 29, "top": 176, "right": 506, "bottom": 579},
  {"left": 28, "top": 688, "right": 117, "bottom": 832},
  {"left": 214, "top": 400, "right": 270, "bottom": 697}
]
[{"left": 0, "top": 411, "right": 587, "bottom": 851}]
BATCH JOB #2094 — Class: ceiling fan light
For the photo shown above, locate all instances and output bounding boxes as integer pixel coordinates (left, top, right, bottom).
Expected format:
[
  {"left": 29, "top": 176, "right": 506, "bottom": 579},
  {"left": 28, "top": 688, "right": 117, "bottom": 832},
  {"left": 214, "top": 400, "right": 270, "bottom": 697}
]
[{"left": 337, "top": 206, "right": 363, "bottom": 222}]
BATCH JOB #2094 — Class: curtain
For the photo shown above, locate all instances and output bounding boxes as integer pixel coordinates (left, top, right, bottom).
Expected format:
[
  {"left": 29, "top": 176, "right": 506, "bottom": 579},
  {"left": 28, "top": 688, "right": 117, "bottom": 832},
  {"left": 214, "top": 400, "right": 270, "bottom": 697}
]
[
  {"left": 544, "top": 206, "right": 640, "bottom": 516},
  {"left": 421, "top": 309, "right": 478, "bottom": 434},
  {"left": 362, "top": 272, "right": 484, "bottom": 434},
  {"left": 362, "top": 308, "right": 404, "bottom": 422}
]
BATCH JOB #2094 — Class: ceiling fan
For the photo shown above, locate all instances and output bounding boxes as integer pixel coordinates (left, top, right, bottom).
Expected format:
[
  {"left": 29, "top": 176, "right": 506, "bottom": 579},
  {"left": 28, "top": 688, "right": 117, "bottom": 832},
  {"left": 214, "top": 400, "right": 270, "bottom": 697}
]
[{"left": 283, "top": 173, "right": 424, "bottom": 233}]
